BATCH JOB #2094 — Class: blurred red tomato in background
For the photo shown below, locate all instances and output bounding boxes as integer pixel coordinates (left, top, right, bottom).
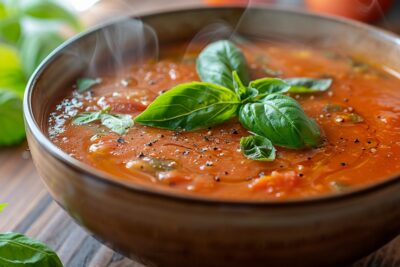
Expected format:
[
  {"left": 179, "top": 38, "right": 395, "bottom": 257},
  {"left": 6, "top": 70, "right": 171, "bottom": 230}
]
[
  {"left": 205, "top": 0, "right": 275, "bottom": 6},
  {"left": 305, "top": 0, "right": 394, "bottom": 22}
]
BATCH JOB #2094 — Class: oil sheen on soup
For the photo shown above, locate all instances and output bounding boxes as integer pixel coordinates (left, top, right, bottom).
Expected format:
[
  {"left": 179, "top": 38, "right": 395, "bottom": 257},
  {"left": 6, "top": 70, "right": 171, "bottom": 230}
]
[{"left": 48, "top": 41, "right": 400, "bottom": 200}]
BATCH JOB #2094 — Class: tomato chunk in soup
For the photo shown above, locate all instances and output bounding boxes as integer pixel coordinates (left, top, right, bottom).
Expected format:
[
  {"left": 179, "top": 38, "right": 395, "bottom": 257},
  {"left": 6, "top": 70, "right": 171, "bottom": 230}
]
[{"left": 48, "top": 41, "right": 400, "bottom": 200}]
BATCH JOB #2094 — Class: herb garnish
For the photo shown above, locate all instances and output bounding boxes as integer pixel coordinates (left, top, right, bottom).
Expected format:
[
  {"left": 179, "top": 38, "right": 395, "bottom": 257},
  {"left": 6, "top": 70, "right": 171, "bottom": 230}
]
[
  {"left": 135, "top": 40, "right": 331, "bottom": 161},
  {"left": 72, "top": 40, "right": 332, "bottom": 161},
  {"left": 76, "top": 78, "right": 102, "bottom": 93},
  {"left": 72, "top": 107, "right": 133, "bottom": 135}
]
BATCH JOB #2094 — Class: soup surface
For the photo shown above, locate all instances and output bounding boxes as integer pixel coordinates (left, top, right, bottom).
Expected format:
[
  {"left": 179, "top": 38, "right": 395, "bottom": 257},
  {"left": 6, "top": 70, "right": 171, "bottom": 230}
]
[{"left": 48, "top": 41, "right": 400, "bottom": 200}]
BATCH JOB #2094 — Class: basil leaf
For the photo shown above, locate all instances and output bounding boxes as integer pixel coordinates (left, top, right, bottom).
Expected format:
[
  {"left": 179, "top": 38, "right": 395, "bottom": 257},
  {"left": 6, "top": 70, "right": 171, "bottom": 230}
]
[
  {"left": 76, "top": 78, "right": 101, "bottom": 93},
  {"left": 19, "top": 30, "right": 65, "bottom": 77},
  {"left": 135, "top": 82, "right": 240, "bottom": 131},
  {"left": 196, "top": 40, "right": 249, "bottom": 90},
  {"left": 0, "top": 89, "right": 25, "bottom": 146},
  {"left": 22, "top": 1, "right": 82, "bottom": 31},
  {"left": 240, "top": 135, "right": 276, "bottom": 161},
  {"left": 0, "top": 232, "right": 63, "bottom": 267},
  {"left": 0, "top": 203, "right": 7, "bottom": 213},
  {"left": 101, "top": 113, "right": 133, "bottom": 135},
  {"left": 285, "top": 78, "right": 332, "bottom": 93},
  {"left": 72, "top": 111, "right": 102, "bottom": 125},
  {"left": 248, "top": 77, "right": 290, "bottom": 100},
  {"left": 239, "top": 94, "right": 322, "bottom": 149}
]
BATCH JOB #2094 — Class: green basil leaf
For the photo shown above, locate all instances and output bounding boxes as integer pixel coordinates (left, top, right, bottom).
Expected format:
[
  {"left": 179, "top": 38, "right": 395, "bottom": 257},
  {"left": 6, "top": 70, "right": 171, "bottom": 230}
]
[
  {"left": 135, "top": 82, "right": 240, "bottom": 131},
  {"left": 240, "top": 135, "right": 276, "bottom": 161},
  {"left": 285, "top": 78, "right": 332, "bottom": 93},
  {"left": 22, "top": 1, "right": 82, "bottom": 31},
  {"left": 248, "top": 77, "right": 290, "bottom": 100},
  {"left": 0, "top": 44, "right": 26, "bottom": 96},
  {"left": 76, "top": 78, "right": 101, "bottom": 93},
  {"left": 239, "top": 94, "right": 322, "bottom": 149},
  {"left": 0, "top": 203, "right": 7, "bottom": 213},
  {"left": 19, "top": 30, "right": 65, "bottom": 77},
  {"left": 0, "top": 89, "right": 25, "bottom": 146},
  {"left": 0, "top": 232, "right": 63, "bottom": 267},
  {"left": 232, "top": 70, "right": 247, "bottom": 98},
  {"left": 72, "top": 111, "right": 102, "bottom": 125},
  {"left": 100, "top": 113, "right": 133, "bottom": 135},
  {"left": 196, "top": 40, "right": 249, "bottom": 89}
]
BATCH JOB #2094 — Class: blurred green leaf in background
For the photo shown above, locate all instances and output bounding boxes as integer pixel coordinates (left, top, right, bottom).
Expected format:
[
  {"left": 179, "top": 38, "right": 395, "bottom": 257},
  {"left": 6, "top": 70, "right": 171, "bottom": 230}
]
[{"left": 0, "top": 0, "right": 82, "bottom": 146}]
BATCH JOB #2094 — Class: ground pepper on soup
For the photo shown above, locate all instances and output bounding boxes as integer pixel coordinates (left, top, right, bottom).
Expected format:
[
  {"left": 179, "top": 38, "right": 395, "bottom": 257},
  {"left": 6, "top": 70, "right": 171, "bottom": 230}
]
[{"left": 48, "top": 40, "right": 400, "bottom": 200}]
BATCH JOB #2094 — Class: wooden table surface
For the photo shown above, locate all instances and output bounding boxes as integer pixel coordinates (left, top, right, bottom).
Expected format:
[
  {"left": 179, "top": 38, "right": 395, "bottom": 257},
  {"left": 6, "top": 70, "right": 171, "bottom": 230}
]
[{"left": 2, "top": 1, "right": 400, "bottom": 266}]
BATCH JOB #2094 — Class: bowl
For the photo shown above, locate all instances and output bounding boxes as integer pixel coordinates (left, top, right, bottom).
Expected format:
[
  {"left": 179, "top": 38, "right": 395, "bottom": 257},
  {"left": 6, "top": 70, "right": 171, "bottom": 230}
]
[{"left": 23, "top": 6, "right": 400, "bottom": 267}]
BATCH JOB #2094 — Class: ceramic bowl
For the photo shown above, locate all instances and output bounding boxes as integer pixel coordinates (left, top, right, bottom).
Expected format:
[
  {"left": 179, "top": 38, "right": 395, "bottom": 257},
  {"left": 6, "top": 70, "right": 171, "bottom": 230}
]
[{"left": 24, "top": 7, "right": 400, "bottom": 267}]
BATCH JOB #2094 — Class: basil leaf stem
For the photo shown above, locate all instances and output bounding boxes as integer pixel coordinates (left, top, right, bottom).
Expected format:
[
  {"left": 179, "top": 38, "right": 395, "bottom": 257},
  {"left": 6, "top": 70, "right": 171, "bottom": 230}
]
[
  {"left": 196, "top": 40, "right": 249, "bottom": 90},
  {"left": 240, "top": 135, "right": 276, "bottom": 161}
]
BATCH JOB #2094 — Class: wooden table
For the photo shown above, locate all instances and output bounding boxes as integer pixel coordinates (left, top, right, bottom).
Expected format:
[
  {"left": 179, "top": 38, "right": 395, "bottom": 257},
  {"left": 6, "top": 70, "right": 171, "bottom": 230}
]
[{"left": 2, "top": 1, "right": 400, "bottom": 266}]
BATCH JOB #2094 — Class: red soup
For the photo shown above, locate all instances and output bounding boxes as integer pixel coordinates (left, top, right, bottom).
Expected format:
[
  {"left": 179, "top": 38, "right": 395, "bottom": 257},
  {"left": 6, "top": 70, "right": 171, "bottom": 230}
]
[{"left": 48, "top": 41, "right": 400, "bottom": 200}]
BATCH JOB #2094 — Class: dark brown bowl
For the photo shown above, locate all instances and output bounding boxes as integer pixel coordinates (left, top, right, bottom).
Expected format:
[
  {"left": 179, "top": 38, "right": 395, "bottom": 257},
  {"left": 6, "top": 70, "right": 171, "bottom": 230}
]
[{"left": 23, "top": 6, "right": 400, "bottom": 267}]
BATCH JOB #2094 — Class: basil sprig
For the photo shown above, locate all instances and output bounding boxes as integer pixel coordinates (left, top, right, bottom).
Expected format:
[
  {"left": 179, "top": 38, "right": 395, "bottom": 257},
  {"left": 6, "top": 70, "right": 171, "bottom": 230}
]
[
  {"left": 72, "top": 107, "right": 133, "bottom": 135},
  {"left": 134, "top": 40, "right": 331, "bottom": 161}
]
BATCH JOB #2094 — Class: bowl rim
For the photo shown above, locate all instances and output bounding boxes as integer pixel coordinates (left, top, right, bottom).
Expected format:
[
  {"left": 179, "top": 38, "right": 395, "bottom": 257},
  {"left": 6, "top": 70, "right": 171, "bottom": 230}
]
[{"left": 24, "top": 5, "right": 400, "bottom": 207}]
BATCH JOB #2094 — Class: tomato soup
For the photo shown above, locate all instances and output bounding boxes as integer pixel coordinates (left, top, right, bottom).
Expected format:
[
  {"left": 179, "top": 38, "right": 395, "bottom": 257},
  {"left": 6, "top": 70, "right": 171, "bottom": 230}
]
[{"left": 48, "top": 41, "right": 400, "bottom": 200}]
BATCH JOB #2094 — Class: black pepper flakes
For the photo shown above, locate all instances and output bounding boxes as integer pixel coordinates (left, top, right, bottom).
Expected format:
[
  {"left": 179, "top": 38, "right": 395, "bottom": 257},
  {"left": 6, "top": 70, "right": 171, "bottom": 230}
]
[
  {"left": 138, "top": 152, "right": 145, "bottom": 158},
  {"left": 340, "top": 162, "right": 347, "bottom": 166},
  {"left": 230, "top": 128, "right": 239, "bottom": 135},
  {"left": 354, "top": 139, "right": 360, "bottom": 144},
  {"left": 298, "top": 173, "right": 304, "bottom": 177},
  {"left": 224, "top": 171, "right": 229, "bottom": 175},
  {"left": 214, "top": 176, "right": 221, "bottom": 182},
  {"left": 213, "top": 147, "right": 218, "bottom": 151},
  {"left": 117, "top": 137, "right": 125, "bottom": 143},
  {"left": 182, "top": 150, "right": 189, "bottom": 155}
]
